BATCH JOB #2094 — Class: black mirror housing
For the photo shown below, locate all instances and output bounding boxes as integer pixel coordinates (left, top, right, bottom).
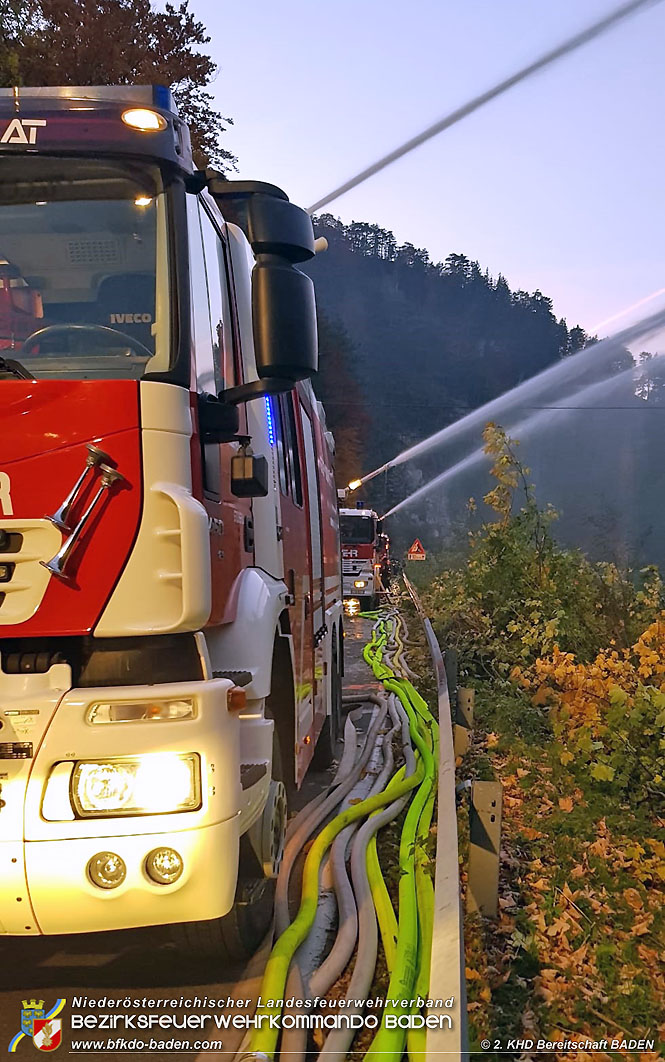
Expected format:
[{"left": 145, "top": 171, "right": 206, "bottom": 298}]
[
  {"left": 252, "top": 256, "right": 318, "bottom": 382},
  {"left": 207, "top": 177, "right": 319, "bottom": 397},
  {"left": 197, "top": 393, "right": 239, "bottom": 443},
  {"left": 207, "top": 178, "right": 315, "bottom": 263}
]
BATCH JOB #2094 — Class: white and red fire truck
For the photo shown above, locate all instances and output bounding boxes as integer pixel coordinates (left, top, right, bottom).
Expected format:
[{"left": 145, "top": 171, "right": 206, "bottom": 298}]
[
  {"left": 0, "top": 86, "right": 342, "bottom": 957},
  {"left": 339, "top": 506, "right": 383, "bottom": 608}
]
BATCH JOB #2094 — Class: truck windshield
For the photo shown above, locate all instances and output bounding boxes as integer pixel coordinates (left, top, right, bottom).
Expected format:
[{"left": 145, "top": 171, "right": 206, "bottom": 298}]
[
  {"left": 340, "top": 515, "right": 375, "bottom": 544},
  {"left": 0, "top": 157, "right": 170, "bottom": 380}
]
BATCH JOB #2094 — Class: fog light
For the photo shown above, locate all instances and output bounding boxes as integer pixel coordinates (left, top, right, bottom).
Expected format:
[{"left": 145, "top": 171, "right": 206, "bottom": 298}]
[
  {"left": 88, "top": 851, "right": 126, "bottom": 889},
  {"left": 0, "top": 563, "right": 12, "bottom": 582},
  {"left": 145, "top": 847, "right": 183, "bottom": 885}
]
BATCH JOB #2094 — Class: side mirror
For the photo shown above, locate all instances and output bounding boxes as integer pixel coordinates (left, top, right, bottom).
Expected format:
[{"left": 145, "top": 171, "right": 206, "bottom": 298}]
[
  {"left": 197, "top": 393, "right": 239, "bottom": 443},
  {"left": 206, "top": 179, "right": 315, "bottom": 263},
  {"left": 252, "top": 256, "right": 317, "bottom": 383},
  {"left": 207, "top": 179, "right": 318, "bottom": 401}
]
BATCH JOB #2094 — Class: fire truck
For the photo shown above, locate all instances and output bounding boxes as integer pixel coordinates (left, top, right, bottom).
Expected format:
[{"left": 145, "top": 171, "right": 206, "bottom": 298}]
[
  {"left": 0, "top": 86, "right": 343, "bottom": 959},
  {"left": 339, "top": 506, "right": 383, "bottom": 608}
]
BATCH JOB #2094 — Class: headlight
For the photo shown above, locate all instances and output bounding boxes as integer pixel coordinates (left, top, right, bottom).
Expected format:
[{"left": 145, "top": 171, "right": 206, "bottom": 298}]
[
  {"left": 69, "top": 753, "right": 201, "bottom": 817},
  {"left": 354, "top": 580, "right": 366, "bottom": 589},
  {"left": 87, "top": 697, "right": 195, "bottom": 724}
]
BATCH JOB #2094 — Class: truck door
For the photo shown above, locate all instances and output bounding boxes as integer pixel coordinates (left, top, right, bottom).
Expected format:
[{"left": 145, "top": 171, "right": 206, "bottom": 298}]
[
  {"left": 270, "top": 392, "right": 316, "bottom": 782},
  {"left": 187, "top": 194, "right": 252, "bottom": 622},
  {"left": 301, "top": 407, "right": 326, "bottom": 740}
]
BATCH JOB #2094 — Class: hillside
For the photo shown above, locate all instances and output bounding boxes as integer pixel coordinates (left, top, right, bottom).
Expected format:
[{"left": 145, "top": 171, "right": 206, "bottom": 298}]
[{"left": 306, "top": 213, "right": 591, "bottom": 500}]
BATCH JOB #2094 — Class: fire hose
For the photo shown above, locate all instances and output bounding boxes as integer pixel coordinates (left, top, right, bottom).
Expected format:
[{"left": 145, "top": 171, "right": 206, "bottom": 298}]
[{"left": 246, "top": 597, "right": 439, "bottom": 1061}]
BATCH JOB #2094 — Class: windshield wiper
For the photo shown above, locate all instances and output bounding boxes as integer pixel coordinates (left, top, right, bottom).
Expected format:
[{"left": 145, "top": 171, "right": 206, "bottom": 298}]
[{"left": 0, "top": 356, "right": 33, "bottom": 380}]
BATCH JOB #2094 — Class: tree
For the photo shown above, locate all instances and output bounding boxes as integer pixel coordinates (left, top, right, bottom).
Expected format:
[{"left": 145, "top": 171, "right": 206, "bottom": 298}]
[
  {"left": 312, "top": 312, "right": 370, "bottom": 488},
  {"left": 0, "top": 0, "right": 235, "bottom": 170}
]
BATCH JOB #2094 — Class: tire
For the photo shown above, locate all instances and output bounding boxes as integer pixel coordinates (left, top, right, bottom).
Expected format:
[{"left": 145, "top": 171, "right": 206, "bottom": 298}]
[
  {"left": 171, "top": 870, "right": 276, "bottom": 962},
  {"left": 313, "top": 632, "right": 342, "bottom": 768},
  {"left": 170, "top": 738, "right": 287, "bottom": 963}
]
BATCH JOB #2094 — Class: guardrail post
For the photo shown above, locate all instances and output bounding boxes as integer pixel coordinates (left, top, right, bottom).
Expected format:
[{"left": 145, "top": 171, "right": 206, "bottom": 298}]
[
  {"left": 444, "top": 648, "right": 458, "bottom": 712},
  {"left": 454, "top": 687, "right": 474, "bottom": 757},
  {"left": 467, "top": 780, "right": 502, "bottom": 918}
]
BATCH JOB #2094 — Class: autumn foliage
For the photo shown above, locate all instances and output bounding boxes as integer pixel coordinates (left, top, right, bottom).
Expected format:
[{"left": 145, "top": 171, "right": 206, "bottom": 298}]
[
  {"left": 514, "top": 619, "right": 665, "bottom": 805},
  {"left": 424, "top": 425, "right": 665, "bottom": 1055}
]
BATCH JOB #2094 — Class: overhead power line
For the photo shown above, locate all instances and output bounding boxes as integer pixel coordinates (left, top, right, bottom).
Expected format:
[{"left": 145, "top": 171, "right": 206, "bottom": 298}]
[{"left": 307, "top": 0, "right": 662, "bottom": 214}]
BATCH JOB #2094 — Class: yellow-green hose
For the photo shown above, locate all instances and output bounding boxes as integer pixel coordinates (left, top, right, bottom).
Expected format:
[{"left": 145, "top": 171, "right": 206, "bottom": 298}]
[
  {"left": 249, "top": 760, "right": 424, "bottom": 1057},
  {"left": 250, "top": 606, "right": 439, "bottom": 1061}
]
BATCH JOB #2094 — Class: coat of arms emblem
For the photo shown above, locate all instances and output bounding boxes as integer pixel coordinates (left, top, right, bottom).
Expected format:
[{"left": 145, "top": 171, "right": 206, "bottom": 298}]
[{"left": 8, "top": 998, "right": 66, "bottom": 1052}]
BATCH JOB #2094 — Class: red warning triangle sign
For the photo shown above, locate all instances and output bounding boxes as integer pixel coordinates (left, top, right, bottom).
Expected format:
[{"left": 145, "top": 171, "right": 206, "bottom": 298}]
[{"left": 407, "top": 538, "right": 426, "bottom": 559}]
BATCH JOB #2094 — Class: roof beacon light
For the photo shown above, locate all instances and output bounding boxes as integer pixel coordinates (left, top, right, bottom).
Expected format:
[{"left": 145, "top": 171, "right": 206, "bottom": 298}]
[{"left": 122, "top": 107, "right": 167, "bottom": 132}]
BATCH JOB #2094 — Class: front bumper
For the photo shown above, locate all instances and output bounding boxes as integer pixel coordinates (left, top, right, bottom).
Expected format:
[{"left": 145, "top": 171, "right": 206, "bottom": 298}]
[
  {"left": 0, "top": 818, "right": 239, "bottom": 935},
  {"left": 0, "top": 669, "right": 245, "bottom": 935},
  {"left": 342, "top": 571, "right": 375, "bottom": 597}
]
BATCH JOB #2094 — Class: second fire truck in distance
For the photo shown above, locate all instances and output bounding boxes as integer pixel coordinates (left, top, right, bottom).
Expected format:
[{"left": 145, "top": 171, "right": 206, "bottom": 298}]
[
  {"left": 339, "top": 506, "right": 385, "bottom": 608},
  {"left": 0, "top": 84, "right": 342, "bottom": 960}
]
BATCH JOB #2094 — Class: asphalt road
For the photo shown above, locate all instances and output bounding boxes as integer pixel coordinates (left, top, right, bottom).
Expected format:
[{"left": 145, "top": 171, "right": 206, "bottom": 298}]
[{"left": 0, "top": 614, "right": 376, "bottom": 1061}]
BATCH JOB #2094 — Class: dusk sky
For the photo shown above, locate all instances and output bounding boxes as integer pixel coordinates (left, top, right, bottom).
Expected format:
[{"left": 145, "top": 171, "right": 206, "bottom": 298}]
[{"left": 193, "top": 0, "right": 664, "bottom": 343}]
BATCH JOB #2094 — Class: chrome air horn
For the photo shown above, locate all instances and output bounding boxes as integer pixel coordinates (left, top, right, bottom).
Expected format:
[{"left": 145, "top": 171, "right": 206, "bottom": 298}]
[
  {"left": 47, "top": 443, "right": 113, "bottom": 531},
  {"left": 41, "top": 464, "right": 127, "bottom": 581}
]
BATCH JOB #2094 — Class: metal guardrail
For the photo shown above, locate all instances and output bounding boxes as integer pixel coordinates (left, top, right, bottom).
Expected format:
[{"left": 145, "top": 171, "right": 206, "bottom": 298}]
[{"left": 403, "top": 574, "right": 468, "bottom": 1061}]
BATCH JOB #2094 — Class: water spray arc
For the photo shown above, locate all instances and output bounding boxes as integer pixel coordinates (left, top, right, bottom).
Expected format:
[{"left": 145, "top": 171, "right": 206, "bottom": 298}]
[
  {"left": 307, "top": 0, "right": 663, "bottom": 214},
  {"left": 381, "top": 353, "right": 665, "bottom": 518},
  {"left": 344, "top": 302, "right": 665, "bottom": 502}
]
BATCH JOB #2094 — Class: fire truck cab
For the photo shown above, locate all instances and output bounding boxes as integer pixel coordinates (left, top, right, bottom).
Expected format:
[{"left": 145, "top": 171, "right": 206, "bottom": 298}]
[
  {"left": 0, "top": 86, "right": 342, "bottom": 957},
  {"left": 339, "top": 506, "right": 382, "bottom": 608}
]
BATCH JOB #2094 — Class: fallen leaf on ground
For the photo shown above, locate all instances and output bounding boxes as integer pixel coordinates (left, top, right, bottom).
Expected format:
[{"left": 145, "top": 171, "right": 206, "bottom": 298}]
[{"left": 623, "top": 887, "right": 643, "bottom": 910}]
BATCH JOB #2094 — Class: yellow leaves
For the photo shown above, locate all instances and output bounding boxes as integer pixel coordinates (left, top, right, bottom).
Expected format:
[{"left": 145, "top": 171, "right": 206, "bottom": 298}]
[
  {"left": 532, "top": 683, "right": 553, "bottom": 706},
  {"left": 558, "top": 796, "right": 574, "bottom": 812},
  {"left": 559, "top": 749, "right": 575, "bottom": 765},
  {"left": 531, "top": 877, "right": 549, "bottom": 892}
]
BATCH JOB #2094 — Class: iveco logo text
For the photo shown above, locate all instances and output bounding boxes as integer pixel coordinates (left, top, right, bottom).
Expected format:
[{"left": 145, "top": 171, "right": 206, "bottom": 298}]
[
  {"left": 0, "top": 118, "right": 47, "bottom": 145},
  {"left": 110, "top": 313, "right": 152, "bottom": 324},
  {"left": 0, "top": 472, "right": 13, "bottom": 515}
]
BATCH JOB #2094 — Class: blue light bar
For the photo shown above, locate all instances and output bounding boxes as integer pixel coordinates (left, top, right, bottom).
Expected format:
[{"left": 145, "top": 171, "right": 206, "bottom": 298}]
[
  {"left": 0, "top": 85, "right": 178, "bottom": 115},
  {"left": 265, "top": 397, "right": 276, "bottom": 447}
]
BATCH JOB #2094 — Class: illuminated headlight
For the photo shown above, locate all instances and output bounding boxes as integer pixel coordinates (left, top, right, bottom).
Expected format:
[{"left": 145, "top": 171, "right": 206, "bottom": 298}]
[
  {"left": 87, "top": 697, "right": 195, "bottom": 724},
  {"left": 354, "top": 580, "right": 366, "bottom": 589},
  {"left": 69, "top": 753, "right": 201, "bottom": 817}
]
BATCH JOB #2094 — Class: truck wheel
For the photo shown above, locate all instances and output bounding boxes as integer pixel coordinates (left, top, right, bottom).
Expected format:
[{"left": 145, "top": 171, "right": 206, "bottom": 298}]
[
  {"left": 313, "top": 633, "right": 342, "bottom": 768},
  {"left": 170, "top": 745, "right": 287, "bottom": 963}
]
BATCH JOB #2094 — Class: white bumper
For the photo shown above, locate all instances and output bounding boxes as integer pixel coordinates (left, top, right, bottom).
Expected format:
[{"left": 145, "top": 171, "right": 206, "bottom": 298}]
[{"left": 0, "top": 671, "right": 248, "bottom": 935}]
